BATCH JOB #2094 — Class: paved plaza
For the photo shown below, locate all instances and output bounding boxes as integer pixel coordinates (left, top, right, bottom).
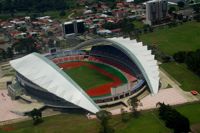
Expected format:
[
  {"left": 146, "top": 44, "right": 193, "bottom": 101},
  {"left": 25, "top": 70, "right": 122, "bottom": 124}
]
[{"left": 0, "top": 90, "right": 24, "bottom": 122}]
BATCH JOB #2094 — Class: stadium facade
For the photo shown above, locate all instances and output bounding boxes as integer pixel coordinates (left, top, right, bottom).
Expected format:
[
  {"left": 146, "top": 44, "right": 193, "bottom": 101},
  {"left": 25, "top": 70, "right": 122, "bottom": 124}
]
[{"left": 9, "top": 38, "right": 160, "bottom": 114}]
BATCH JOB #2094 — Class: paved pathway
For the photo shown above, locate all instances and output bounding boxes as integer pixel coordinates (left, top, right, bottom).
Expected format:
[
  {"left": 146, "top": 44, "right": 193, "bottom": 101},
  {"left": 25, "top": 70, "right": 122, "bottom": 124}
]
[
  {"left": 0, "top": 89, "right": 44, "bottom": 123},
  {"left": 0, "top": 90, "right": 24, "bottom": 122}
]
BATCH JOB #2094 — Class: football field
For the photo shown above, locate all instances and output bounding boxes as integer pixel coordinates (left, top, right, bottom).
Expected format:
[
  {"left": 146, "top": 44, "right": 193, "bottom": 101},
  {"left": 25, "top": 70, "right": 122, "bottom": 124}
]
[
  {"left": 64, "top": 65, "right": 113, "bottom": 90},
  {"left": 61, "top": 62, "right": 127, "bottom": 97}
]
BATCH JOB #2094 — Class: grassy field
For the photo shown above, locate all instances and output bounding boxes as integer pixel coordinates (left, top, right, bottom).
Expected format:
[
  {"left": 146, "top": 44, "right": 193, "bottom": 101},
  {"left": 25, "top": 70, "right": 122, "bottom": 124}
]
[
  {"left": 140, "top": 21, "right": 200, "bottom": 55},
  {"left": 133, "top": 20, "right": 144, "bottom": 29},
  {"left": 64, "top": 65, "right": 113, "bottom": 90},
  {"left": 161, "top": 62, "right": 200, "bottom": 92},
  {"left": 140, "top": 21, "right": 200, "bottom": 92},
  {"left": 91, "top": 62, "right": 128, "bottom": 83},
  {"left": 2, "top": 103, "right": 200, "bottom": 133},
  {"left": 64, "top": 62, "right": 127, "bottom": 90},
  {"left": 176, "top": 103, "right": 200, "bottom": 124}
]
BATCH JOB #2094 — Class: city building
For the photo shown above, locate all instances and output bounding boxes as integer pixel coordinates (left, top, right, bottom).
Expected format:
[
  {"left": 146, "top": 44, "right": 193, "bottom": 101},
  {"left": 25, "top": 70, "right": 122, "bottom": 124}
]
[
  {"left": 63, "top": 20, "right": 85, "bottom": 37},
  {"left": 145, "top": 0, "right": 168, "bottom": 25}
]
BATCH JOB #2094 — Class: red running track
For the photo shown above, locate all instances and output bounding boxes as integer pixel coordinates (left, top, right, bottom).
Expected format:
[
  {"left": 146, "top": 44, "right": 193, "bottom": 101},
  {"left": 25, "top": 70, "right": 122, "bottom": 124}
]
[{"left": 58, "top": 62, "right": 122, "bottom": 97}]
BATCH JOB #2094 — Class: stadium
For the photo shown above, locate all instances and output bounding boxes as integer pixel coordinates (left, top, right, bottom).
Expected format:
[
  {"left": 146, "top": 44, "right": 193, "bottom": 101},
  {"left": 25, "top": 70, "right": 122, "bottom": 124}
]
[{"left": 9, "top": 37, "right": 160, "bottom": 114}]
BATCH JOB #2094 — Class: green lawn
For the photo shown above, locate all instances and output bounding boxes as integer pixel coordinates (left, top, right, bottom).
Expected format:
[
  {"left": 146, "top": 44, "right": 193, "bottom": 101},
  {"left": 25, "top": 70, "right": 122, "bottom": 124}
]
[
  {"left": 133, "top": 20, "right": 144, "bottom": 29},
  {"left": 3, "top": 114, "right": 99, "bottom": 133},
  {"left": 140, "top": 21, "right": 200, "bottom": 55},
  {"left": 64, "top": 62, "right": 127, "bottom": 90},
  {"left": 3, "top": 103, "right": 200, "bottom": 133},
  {"left": 140, "top": 21, "right": 200, "bottom": 92},
  {"left": 91, "top": 62, "right": 128, "bottom": 83},
  {"left": 161, "top": 62, "right": 200, "bottom": 92},
  {"left": 176, "top": 103, "right": 200, "bottom": 124},
  {"left": 64, "top": 65, "right": 113, "bottom": 90},
  {"left": 115, "top": 112, "right": 170, "bottom": 133}
]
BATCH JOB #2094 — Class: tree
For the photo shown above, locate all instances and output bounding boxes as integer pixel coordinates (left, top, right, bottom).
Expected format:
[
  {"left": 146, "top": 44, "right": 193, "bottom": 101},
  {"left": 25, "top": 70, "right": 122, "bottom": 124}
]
[
  {"left": 103, "top": 22, "right": 120, "bottom": 30},
  {"left": 173, "top": 49, "right": 200, "bottom": 76},
  {"left": 120, "top": 108, "right": 130, "bottom": 123},
  {"left": 19, "top": 27, "right": 27, "bottom": 32},
  {"left": 130, "top": 98, "right": 140, "bottom": 118},
  {"left": 1, "top": 50, "right": 7, "bottom": 59},
  {"left": 120, "top": 18, "right": 135, "bottom": 37},
  {"left": 143, "top": 24, "right": 150, "bottom": 33},
  {"left": 59, "top": 10, "right": 66, "bottom": 17},
  {"left": 12, "top": 38, "right": 38, "bottom": 54},
  {"left": 149, "top": 26, "right": 154, "bottom": 32},
  {"left": 168, "top": 7, "right": 176, "bottom": 14},
  {"left": 194, "top": 14, "right": 200, "bottom": 22},
  {"left": 6, "top": 47, "right": 14, "bottom": 58},
  {"left": 47, "top": 31, "right": 54, "bottom": 37},
  {"left": 0, "top": 0, "right": 76, "bottom": 13},
  {"left": 173, "top": 51, "right": 187, "bottom": 63},
  {"left": 31, "top": 13, "right": 39, "bottom": 21},
  {"left": 2, "top": 0, "right": 15, "bottom": 16},
  {"left": 193, "top": 4, "right": 200, "bottom": 13},
  {"left": 162, "top": 55, "right": 172, "bottom": 63},
  {"left": 96, "top": 110, "right": 114, "bottom": 133},
  {"left": 177, "top": 14, "right": 184, "bottom": 21},
  {"left": 0, "top": 3, "right": 2, "bottom": 14},
  {"left": 133, "top": 0, "right": 147, "bottom": 4},
  {"left": 25, "top": 108, "right": 43, "bottom": 125},
  {"left": 157, "top": 102, "right": 191, "bottom": 133},
  {"left": 185, "top": 50, "right": 200, "bottom": 76},
  {"left": 177, "top": 1, "right": 185, "bottom": 8},
  {"left": 168, "top": 20, "right": 178, "bottom": 28},
  {"left": 133, "top": 29, "right": 141, "bottom": 41}
]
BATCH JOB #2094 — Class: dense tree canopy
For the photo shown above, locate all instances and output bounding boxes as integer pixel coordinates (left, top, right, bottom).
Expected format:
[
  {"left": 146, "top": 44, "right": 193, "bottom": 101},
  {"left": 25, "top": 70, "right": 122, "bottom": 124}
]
[
  {"left": 173, "top": 51, "right": 187, "bottom": 63},
  {"left": 177, "top": 1, "right": 185, "bottom": 8},
  {"left": 12, "top": 38, "right": 39, "bottom": 54},
  {"left": 158, "top": 103, "right": 191, "bottom": 133},
  {"left": 173, "top": 49, "right": 200, "bottom": 76},
  {"left": 0, "top": 0, "right": 77, "bottom": 13},
  {"left": 193, "top": 4, "right": 200, "bottom": 13}
]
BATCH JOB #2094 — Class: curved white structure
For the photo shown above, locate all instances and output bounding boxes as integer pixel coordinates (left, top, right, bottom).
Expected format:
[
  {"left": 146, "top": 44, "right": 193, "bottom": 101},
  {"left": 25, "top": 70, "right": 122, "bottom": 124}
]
[
  {"left": 10, "top": 53, "right": 100, "bottom": 113},
  {"left": 73, "top": 37, "right": 160, "bottom": 94},
  {"left": 109, "top": 37, "right": 159, "bottom": 94}
]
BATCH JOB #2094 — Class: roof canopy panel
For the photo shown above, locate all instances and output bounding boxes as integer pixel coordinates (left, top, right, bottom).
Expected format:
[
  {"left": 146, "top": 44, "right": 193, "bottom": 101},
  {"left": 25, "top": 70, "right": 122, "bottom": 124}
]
[
  {"left": 108, "top": 37, "right": 160, "bottom": 94},
  {"left": 10, "top": 53, "right": 100, "bottom": 113}
]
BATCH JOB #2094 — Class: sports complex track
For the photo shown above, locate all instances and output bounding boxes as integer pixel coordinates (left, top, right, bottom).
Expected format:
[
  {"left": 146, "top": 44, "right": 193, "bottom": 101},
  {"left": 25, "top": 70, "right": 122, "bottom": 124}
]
[{"left": 59, "top": 62, "right": 122, "bottom": 97}]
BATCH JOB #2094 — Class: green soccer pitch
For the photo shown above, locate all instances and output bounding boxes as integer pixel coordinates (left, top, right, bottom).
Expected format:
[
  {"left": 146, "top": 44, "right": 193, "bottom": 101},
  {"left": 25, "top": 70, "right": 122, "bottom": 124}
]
[{"left": 63, "top": 62, "right": 127, "bottom": 91}]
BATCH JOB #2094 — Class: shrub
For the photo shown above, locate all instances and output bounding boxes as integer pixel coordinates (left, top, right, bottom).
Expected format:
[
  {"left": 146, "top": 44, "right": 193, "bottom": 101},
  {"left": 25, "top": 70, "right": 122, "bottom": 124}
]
[{"left": 173, "top": 51, "right": 187, "bottom": 63}]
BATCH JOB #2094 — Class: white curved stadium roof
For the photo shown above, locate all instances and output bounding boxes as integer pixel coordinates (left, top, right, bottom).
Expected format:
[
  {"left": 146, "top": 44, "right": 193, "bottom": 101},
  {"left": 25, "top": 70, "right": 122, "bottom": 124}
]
[
  {"left": 10, "top": 53, "right": 100, "bottom": 113},
  {"left": 108, "top": 37, "right": 160, "bottom": 94},
  {"left": 73, "top": 37, "right": 160, "bottom": 94}
]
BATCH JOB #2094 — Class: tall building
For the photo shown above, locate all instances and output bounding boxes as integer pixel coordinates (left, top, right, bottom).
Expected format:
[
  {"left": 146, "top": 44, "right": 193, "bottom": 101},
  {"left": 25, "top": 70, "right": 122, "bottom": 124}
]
[
  {"left": 76, "top": 20, "right": 85, "bottom": 34},
  {"left": 63, "top": 21, "right": 75, "bottom": 35},
  {"left": 145, "top": 0, "right": 168, "bottom": 25},
  {"left": 63, "top": 20, "right": 85, "bottom": 36}
]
